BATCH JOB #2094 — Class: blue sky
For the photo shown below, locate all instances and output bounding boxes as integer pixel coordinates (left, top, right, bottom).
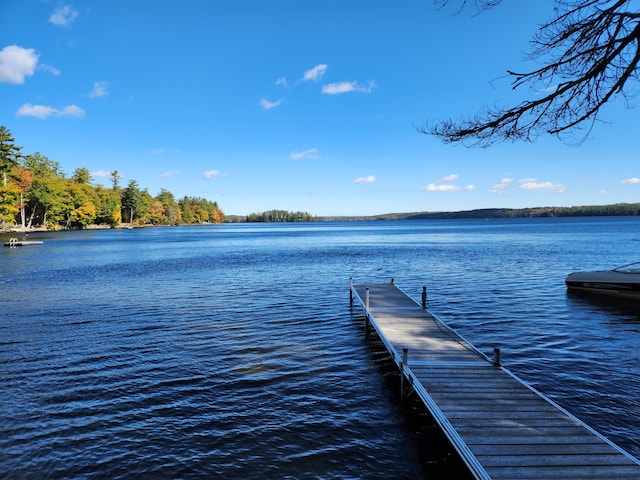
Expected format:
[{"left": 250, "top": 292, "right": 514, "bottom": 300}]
[{"left": 1, "top": 1, "right": 638, "bottom": 216}]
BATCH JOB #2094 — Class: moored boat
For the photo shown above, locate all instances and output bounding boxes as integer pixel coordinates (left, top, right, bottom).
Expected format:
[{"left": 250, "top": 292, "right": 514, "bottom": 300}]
[{"left": 565, "top": 262, "right": 640, "bottom": 301}]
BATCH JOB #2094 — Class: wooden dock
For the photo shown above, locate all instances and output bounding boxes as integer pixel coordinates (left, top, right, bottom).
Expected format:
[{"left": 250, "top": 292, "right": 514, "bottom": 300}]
[
  {"left": 3, "top": 238, "right": 43, "bottom": 247},
  {"left": 350, "top": 281, "right": 640, "bottom": 480}
]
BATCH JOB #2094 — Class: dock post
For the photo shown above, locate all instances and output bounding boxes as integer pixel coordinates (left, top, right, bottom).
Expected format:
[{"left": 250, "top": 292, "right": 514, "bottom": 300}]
[
  {"left": 400, "top": 348, "right": 409, "bottom": 402},
  {"left": 365, "top": 288, "right": 370, "bottom": 312},
  {"left": 493, "top": 347, "right": 501, "bottom": 367},
  {"left": 422, "top": 286, "right": 427, "bottom": 309},
  {"left": 364, "top": 315, "right": 370, "bottom": 340},
  {"left": 349, "top": 278, "right": 353, "bottom": 306}
]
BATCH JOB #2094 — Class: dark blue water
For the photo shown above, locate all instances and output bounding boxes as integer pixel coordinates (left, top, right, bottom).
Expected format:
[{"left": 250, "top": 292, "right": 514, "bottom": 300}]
[{"left": 2, "top": 218, "right": 639, "bottom": 478}]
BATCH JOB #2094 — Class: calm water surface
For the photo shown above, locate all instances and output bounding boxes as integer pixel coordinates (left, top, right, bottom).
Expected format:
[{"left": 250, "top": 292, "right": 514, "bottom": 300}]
[{"left": 1, "top": 217, "right": 639, "bottom": 478}]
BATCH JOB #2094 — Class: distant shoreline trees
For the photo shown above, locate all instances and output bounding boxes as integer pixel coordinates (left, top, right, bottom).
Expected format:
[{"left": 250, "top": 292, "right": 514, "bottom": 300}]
[
  {"left": 243, "top": 210, "right": 317, "bottom": 223},
  {"left": 0, "top": 126, "right": 225, "bottom": 230}
]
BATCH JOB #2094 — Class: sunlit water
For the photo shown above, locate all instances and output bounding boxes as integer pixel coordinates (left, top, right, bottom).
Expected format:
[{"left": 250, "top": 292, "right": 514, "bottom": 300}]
[{"left": 1, "top": 218, "right": 639, "bottom": 478}]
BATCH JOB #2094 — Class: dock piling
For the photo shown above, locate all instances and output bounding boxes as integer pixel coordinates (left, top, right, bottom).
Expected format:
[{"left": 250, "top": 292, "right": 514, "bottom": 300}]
[
  {"left": 365, "top": 288, "right": 370, "bottom": 312},
  {"left": 421, "top": 286, "right": 427, "bottom": 309},
  {"left": 493, "top": 347, "right": 501, "bottom": 367},
  {"left": 349, "top": 278, "right": 353, "bottom": 306},
  {"left": 401, "top": 348, "right": 409, "bottom": 401}
]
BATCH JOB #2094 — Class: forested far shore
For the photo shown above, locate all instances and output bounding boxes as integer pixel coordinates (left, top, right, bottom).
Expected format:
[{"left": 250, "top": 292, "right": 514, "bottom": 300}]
[
  {"left": 0, "top": 126, "right": 224, "bottom": 230},
  {"left": 318, "top": 203, "right": 640, "bottom": 221}
]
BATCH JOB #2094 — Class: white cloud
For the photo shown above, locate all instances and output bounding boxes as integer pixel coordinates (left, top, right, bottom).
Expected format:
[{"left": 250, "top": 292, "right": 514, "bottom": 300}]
[
  {"left": 49, "top": 5, "right": 79, "bottom": 27},
  {"left": 621, "top": 177, "right": 640, "bottom": 184},
  {"left": 289, "top": 148, "right": 319, "bottom": 160},
  {"left": 303, "top": 64, "right": 327, "bottom": 82},
  {"left": 258, "top": 97, "right": 283, "bottom": 110},
  {"left": 58, "top": 104, "right": 85, "bottom": 118},
  {"left": 17, "top": 103, "right": 85, "bottom": 119},
  {"left": 88, "top": 81, "right": 109, "bottom": 98},
  {"left": 518, "top": 178, "right": 565, "bottom": 192},
  {"left": 92, "top": 170, "right": 111, "bottom": 178},
  {"left": 159, "top": 170, "right": 180, "bottom": 178},
  {"left": 275, "top": 77, "right": 288, "bottom": 87},
  {"left": 16, "top": 104, "right": 56, "bottom": 119},
  {"left": 354, "top": 175, "right": 376, "bottom": 184},
  {"left": 151, "top": 147, "right": 167, "bottom": 155},
  {"left": 202, "top": 170, "right": 231, "bottom": 180},
  {"left": 422, "top": 174, "right": 475, "bottom": 193},
  {"left": 0, "top": 45, "right": 39, "bottom": 84},
  {"left": 322, "top": 80, "right": 375, "bottom": 95},
  {"left": 423, "top": 183, "right": 460, "bottom": 192},
  {"left": 489, "top": 177, "right": 514, "bottom": 193}
]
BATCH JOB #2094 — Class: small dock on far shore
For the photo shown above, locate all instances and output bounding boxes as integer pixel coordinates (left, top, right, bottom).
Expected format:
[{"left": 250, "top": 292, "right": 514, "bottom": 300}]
[
  {"left": 3, "top": 238, "right": 43, "bottom": 247},
  {"left": 350, "top": 280, "right": 640, "bottom": 479}
]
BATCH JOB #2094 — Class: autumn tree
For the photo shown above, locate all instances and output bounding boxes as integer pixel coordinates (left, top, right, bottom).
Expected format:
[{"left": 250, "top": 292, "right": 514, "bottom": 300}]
[
  {"left": 425, "top": 0, "right": 640, "bottom": 145},
  {"left": 72, "top": 167, "right": 93, "bottom": 185},
  {"left": 95, "top": 185, "right": 121, "bottom": 226},
  {"left": 10, "top": 166, "right": 33, "bottom": 227},
  {"left": 154, "top": 188, "right": 182, "bottom": 225},
  {"left": 121, "top": 179, "right": 143, "bottom": 224},
  {"left": 0, "top": 126, "right": 22, "bottom": 186},
  {"left": 22, "top": 153, "right": 67, "bottom": 227}
]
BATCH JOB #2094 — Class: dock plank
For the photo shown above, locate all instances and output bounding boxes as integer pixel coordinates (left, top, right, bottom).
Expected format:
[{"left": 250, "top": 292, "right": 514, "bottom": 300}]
[{"left": 351, "top": 282, "right": 640, "bottom": 480}]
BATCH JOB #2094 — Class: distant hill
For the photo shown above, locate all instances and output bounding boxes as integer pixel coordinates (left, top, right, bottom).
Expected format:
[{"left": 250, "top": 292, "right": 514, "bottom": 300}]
[{"left": 317, "top": 203, "right": 640, "bottom": 222}]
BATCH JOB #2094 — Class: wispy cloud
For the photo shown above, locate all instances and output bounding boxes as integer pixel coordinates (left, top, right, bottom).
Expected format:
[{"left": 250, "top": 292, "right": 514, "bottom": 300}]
[
  {"left": 258, "top": 97, "right": 283, "bottom": 110},
  {"left": 202, "top": 170, "right": 231, "bottom": 180},
  {"left": 92, "top": 170, "right": 111, "bottom": 179},
  {"left": 39, "top": 64, "right": 61, "bottom": 76},
  {"left": 303, "top": 64, "right": 327, "bottom": 82},
  {"left": 621, "top": 177, "right": 640, "bottom": 184},
  {"left": 17, "top": 103, "right": 85, "bottom": 119},
  {"left": 422, "top": 173, "right": 475, "bottom": 192},
  {"left": 289, "top": 148, "right": 319, "bottom": 160},
  {"left": 159, "top": 170, "right": 180, "bottom": 178},
  {"left": 489, "top": 177, "right": 514, "bottom": 193},
  {"left": 151, "top": 147, "right": 166, "bottom": 155},
  {"left": 518, "top": 178, "right": 565, "bottom": 193},
  {"left": 322, "top": 80, "right": 375, "bottom": 95},
  {"left": 49, "top": 5, "right": 79, "bottom": 27},
  {"left": 58, "top": 105, "right": 85, "bottom": 118},
  {"left": 275, "top": 77, "right": 288, "bottom": 87},
  {"left": 354, "top": 175, "right": 376, "bottom": 184},
  {"left": 423, "top": 183, "right": 455, "bottom": 192},
  {"left": 88, "top": 81, "right": 109, "bottom": 98},
  {"left": 0, "top": 45, "right": 39, "bottom": 84}
]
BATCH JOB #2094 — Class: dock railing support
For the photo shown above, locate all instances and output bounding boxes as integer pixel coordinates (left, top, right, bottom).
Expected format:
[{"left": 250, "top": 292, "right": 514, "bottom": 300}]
[{"left": 422, "top": 286, "right": 427, "bottom": 309}]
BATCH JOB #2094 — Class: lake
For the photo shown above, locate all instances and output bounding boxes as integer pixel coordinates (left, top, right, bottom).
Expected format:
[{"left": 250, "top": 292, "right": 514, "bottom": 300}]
[{"left": 1, "top": 217, "right": 639, "bottom": 479}]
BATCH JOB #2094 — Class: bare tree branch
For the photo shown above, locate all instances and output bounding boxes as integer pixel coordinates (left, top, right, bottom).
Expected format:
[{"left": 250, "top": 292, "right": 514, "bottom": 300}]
[{"left": 424, "top": 0, "right": 640, "bottom": 146}]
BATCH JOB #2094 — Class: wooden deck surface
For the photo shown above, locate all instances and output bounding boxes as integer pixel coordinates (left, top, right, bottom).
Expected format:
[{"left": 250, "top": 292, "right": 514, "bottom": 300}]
[{"left": 351, "top": 282, "right": 640, "bottom": 480}]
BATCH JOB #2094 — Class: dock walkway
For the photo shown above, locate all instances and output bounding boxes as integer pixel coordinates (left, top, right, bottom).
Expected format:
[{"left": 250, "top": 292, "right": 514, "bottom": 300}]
[{"left": 350, "top": 281, "right": 640, "bottom": 479}]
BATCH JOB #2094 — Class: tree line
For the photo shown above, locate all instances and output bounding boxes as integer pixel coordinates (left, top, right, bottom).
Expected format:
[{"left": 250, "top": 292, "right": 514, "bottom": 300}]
[
  {"left": 0, "top": 126, "right": 224, "bottom": 230},
  {"left": 354, "top": 204, "right": 640, "bottom": 221},
  {"left": 243, "top": 210, "right": 317, "bottom": 223}
]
